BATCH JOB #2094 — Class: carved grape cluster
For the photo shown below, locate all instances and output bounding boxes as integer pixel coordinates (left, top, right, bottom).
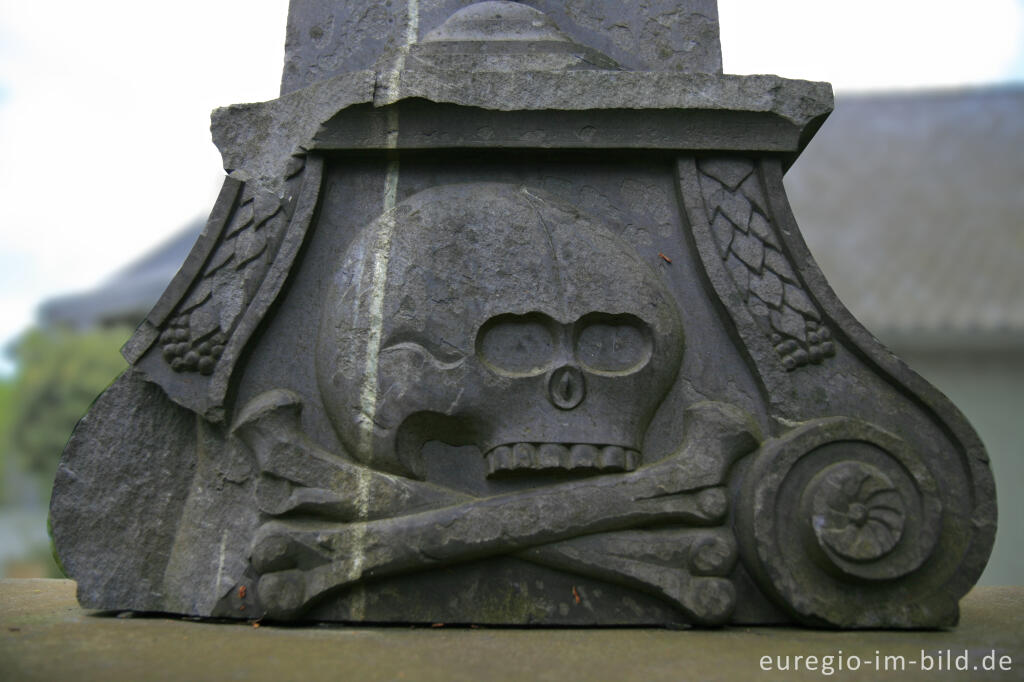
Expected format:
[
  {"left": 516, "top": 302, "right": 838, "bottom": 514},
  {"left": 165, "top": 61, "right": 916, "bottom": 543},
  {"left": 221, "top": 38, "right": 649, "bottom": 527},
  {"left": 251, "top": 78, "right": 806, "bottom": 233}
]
[
  {"left": 160, "top": 315, "right": 226, "bottom": 375},
  {"left": 697, "top": 158, "right": 835, "bottom": 371},
  {"left": 772, "top": 320, "right": 834, "bottom": 370},
  {"left": 155, "top": 150, "right": 307, "bottom": 378}
]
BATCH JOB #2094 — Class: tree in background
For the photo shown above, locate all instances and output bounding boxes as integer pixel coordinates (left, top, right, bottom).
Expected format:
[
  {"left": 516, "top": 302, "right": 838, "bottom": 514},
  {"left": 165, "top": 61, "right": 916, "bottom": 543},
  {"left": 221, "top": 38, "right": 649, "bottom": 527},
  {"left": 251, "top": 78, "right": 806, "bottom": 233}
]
[
  {"left": 3, "top": 325, "right": 132, "bottom": 503},
  {"left": 0, "top": 380, "right": 14, "bottom": 505}
]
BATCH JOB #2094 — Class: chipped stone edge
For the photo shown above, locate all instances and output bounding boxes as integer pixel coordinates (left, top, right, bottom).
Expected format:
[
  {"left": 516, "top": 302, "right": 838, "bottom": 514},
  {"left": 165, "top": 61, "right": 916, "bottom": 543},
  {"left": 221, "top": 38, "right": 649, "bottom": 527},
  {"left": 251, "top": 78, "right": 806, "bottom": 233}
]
[{"left": 212, "top": 69, "right": 832, "bottom": 195}]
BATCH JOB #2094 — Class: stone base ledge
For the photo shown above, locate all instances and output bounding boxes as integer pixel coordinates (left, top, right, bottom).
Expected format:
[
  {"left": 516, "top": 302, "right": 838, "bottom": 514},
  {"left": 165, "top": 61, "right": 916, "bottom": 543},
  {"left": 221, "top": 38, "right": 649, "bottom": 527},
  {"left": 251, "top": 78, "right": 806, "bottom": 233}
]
[{"left": 1, "top": 580, "right": 1020, "bottom": 681}]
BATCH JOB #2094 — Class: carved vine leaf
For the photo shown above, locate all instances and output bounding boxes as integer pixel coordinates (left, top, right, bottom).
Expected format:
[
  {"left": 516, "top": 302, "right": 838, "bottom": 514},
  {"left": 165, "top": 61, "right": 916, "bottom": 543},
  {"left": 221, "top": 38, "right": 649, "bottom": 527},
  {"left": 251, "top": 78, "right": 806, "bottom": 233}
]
[
  {"left": 159, "top": 152, "right": 308, "bottom": 375},
  {"left": 697, "top": 159, "right": 835, "bottom": 370}
]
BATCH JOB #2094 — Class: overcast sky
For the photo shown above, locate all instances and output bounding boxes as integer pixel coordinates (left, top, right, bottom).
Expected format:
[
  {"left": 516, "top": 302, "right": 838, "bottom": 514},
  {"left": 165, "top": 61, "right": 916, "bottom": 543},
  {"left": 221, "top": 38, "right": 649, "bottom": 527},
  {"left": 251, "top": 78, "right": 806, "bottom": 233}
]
[{"left": 1, "top": 0, "right": 1022, "bottom": 373}]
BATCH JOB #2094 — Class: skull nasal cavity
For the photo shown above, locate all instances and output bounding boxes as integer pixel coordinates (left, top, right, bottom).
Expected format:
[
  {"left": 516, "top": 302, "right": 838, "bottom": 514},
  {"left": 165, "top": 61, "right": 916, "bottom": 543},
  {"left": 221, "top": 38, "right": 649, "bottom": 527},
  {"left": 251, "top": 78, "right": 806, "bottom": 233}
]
[{"left": 549, "top": 366, "right": 585, "bottom": 410}]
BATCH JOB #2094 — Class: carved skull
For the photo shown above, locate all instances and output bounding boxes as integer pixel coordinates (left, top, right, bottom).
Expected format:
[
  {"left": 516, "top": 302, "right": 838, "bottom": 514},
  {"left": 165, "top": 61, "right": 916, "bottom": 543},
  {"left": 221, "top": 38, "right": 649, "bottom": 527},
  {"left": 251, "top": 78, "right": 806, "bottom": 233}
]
[{"left": 317, "top": 183, "right": 684, "bottom": 479}]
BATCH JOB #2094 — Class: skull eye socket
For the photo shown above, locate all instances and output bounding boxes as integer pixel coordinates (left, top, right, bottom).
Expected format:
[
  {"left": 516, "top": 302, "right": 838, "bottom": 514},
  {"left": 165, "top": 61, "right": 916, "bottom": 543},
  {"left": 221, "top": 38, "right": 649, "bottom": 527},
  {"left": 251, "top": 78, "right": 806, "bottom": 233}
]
[
  {"left": 477, "top": 313, "right": 557, "bottom": 377},
  {"left": 574, "top": 313, "right": 652, "bottom": 375}
]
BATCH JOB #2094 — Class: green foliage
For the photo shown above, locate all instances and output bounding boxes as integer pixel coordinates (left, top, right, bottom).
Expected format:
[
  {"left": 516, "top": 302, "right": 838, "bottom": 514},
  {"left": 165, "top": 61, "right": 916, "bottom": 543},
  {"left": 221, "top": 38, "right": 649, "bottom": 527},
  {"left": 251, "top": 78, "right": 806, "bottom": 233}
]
[
  {"left": 0, "top": 378, "right": 14, "bottom": 503},
  {"left": 5, "top": 325, "right": 132, "bottom": 498}
]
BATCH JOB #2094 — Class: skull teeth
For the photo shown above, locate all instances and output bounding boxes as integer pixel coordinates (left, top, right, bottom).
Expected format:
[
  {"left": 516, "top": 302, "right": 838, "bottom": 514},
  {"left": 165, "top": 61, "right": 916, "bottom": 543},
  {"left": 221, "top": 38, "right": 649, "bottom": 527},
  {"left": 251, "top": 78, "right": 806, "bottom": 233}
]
[
  {"left": 569, "top": 444, "right": 598, "bottom": 468},
  {"left": 537, "top": 443, "right": 568, "bottom": 468},
  {"left": 486, "top": 443, "right": 639, "bottom": 477}
]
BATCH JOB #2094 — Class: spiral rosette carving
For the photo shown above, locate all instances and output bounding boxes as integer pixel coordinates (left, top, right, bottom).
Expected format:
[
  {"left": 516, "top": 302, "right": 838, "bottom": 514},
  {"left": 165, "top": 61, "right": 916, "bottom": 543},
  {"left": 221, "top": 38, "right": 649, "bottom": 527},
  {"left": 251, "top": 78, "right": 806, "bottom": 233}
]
[
  {"left": 735, "top": 417, "right": 947, "bottom": 627},
  {"left": 807, "top": 461, "right": 905, "bottom": 563}
]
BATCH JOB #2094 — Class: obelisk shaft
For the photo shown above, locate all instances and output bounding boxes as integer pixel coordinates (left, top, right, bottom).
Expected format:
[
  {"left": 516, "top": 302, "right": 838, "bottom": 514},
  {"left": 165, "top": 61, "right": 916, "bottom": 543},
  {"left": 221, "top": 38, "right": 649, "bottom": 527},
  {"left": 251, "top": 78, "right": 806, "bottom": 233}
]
[{"left": 281, "top": 0, "right": 722, "bottom": 93}]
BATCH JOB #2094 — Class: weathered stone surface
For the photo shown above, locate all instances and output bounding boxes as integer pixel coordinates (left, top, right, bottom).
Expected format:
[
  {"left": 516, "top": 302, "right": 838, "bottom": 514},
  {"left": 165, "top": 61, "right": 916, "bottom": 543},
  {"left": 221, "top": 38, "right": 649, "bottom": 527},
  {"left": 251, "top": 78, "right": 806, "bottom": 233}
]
[
  {"left": 210, "top": 72, "right": 831, "bottom": 196},
  {"left": 281, "top": 0, "right": 722, "bottom": 94},
  {"left": 51, "top": 1, "right": 995, "bottom": 628},
  {"left": 49, "top": 371, "right": 197, "bottom": 611}
]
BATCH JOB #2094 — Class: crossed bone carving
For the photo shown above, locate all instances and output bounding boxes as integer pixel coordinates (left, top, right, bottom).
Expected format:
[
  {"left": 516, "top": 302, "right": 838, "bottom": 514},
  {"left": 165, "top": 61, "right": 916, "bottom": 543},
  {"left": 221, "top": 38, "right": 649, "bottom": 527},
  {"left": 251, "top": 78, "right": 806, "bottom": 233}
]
[{"left": 233, "top": 390, "right": 762, "bottom": 623}]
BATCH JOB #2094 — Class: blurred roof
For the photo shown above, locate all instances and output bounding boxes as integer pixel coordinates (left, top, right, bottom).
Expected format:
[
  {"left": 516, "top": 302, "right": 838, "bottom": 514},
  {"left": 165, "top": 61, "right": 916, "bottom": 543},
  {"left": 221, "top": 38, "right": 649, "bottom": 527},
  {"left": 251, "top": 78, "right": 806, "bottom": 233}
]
[
  {"left": 786, "top": 86, "right": 1024, "bottom": 348},
  {"left": 38, "top": 87, "right": 1024, "bottom": 349},
  {"left": 38, "top": 219, "right": 205, "bottom": 329}
]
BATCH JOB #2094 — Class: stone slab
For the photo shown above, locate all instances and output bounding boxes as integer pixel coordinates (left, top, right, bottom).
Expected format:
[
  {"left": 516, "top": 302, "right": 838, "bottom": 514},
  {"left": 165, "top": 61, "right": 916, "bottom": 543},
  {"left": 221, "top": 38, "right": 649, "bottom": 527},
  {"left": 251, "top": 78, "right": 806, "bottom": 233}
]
[
  {"left": 1, "top": 580, "right": 1020, "bottom": 681},
  {"left": 210, "top": 71, "right": 832, "bottom": 193}
]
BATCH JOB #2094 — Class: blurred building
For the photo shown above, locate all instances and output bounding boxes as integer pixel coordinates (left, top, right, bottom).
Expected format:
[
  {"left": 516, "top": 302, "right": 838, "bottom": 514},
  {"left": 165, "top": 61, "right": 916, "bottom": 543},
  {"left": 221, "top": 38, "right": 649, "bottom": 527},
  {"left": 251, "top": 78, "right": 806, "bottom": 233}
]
[
  {"left": 38, "top": 86, "right": 1024, "bottom": 585},
  {"left": 38, "top": 219, "right": 206, "bottom": 330},
  {"left": 788, "top": 86, "right": 1023, "bottom": 348}
]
